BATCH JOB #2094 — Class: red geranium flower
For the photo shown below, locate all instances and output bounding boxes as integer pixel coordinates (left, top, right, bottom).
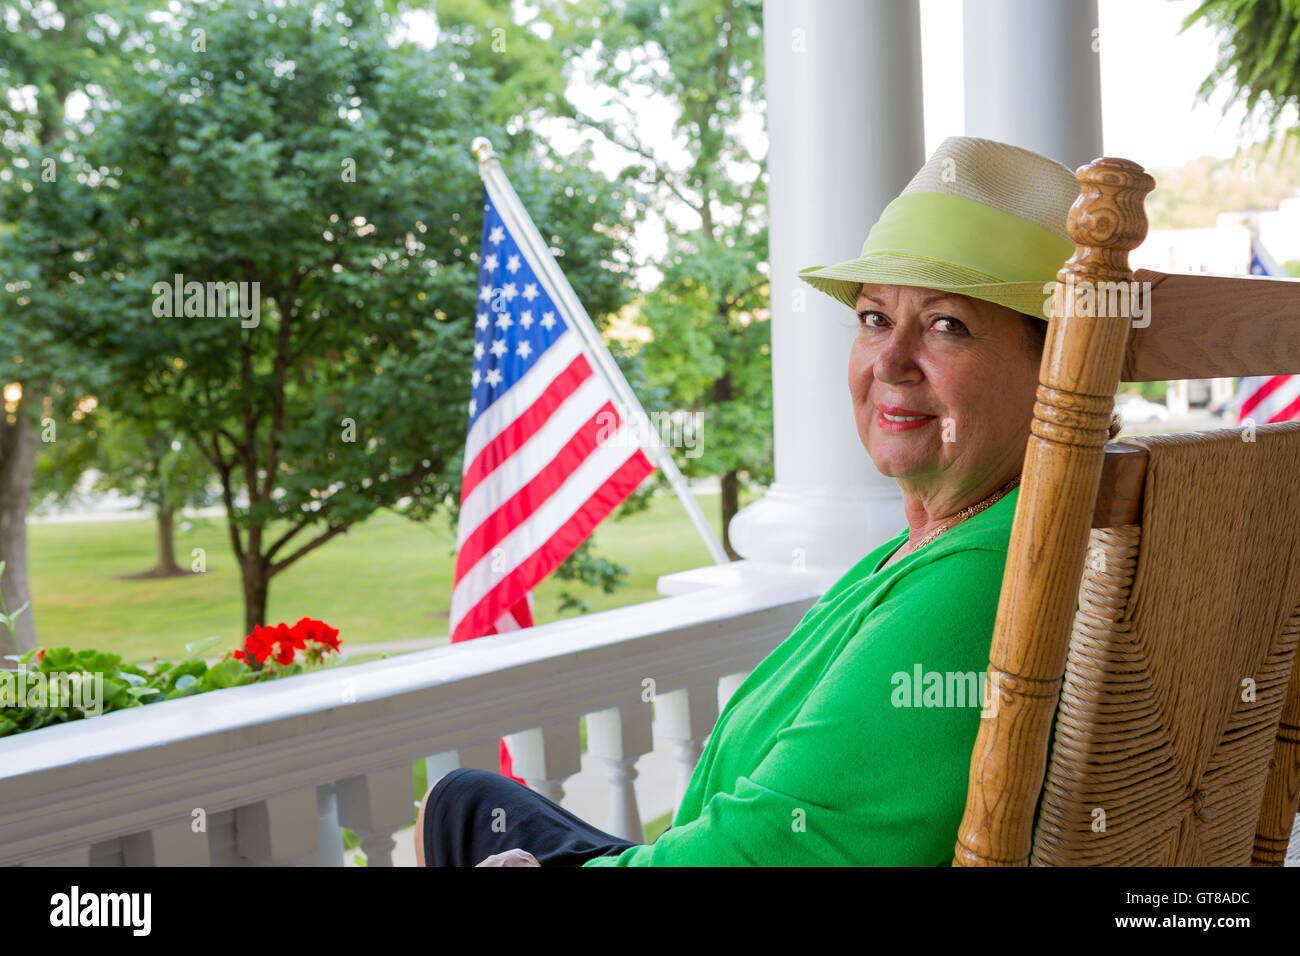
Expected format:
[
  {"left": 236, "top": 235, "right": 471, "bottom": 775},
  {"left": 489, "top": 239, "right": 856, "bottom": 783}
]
[
  {"left": 242, "top": 624, "right": 276, "bottom": 664},
  {"left": 36, "top": 648, "right": 45, "bottom": 662},
  {"left": 279, "top": 620, "right": 306, "bottom": 650},
  {"left": 233, "top": 619, "right": 338, "bottom": 668},
  {"left": 292, "top": 617, "right": 340, "bottom": 653},
  {"left": 316, "top": 622, "right": 341, "bottom": 652},
  {"left": 273, "top": 641, "right": 296, "bottom": 666}
]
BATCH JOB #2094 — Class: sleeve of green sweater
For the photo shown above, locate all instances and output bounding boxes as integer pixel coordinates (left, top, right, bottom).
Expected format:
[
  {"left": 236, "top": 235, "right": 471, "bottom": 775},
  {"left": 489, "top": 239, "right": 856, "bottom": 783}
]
[{"left": 582, "top": 546, "right": 1007, "bottom": 866}]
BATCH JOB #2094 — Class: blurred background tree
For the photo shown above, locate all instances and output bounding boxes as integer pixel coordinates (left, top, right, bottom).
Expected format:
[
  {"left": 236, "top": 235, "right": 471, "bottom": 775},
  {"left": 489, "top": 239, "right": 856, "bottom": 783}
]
[
  {"left": 541, "top": 0, "right": 771, "bottom": 559},
  {"left": 36, "top": 410, "right": 217, "bottom": 578},
  {"left": 0, "top": 0, "right": 151, "bottom": 657},
  {"left": 2, "top": 0, "right": 641, "bottom": 637}
]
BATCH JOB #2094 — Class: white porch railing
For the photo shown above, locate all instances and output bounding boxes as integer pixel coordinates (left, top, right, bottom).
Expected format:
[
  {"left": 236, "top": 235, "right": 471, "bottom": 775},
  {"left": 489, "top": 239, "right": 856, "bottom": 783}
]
[{"left": 0, "top": 562, "right": 825, "bottom": 867}]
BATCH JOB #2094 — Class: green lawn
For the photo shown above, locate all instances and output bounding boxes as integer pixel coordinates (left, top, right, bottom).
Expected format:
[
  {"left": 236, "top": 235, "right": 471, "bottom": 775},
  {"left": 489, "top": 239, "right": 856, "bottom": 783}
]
[{"left": 27, "top": 488, "right": 745, "bottom": 664}]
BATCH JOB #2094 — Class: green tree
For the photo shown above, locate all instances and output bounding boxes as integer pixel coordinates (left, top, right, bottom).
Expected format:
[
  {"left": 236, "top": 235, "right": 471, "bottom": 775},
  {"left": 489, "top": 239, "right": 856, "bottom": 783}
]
[
  {"left": 487, "top": 0, "right": 773, "bottom": 559},
  {"left": 1184, "top": 0, "right": 1300, "bottom": 145},
  {"left": 31, "top": 403, "right": 217, "bottom": 577},
  {"left": 0, "top": 0, "right": 149, "bottom": 659},
  {"left": 10, "top": 0, "right": 638, "bottom": 635}
]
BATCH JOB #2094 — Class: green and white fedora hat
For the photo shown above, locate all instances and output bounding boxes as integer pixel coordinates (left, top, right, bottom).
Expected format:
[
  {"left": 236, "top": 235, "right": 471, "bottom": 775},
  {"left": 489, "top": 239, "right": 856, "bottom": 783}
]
[{"left": 798, "top": 136, "right": 1082, "bottom": 319}]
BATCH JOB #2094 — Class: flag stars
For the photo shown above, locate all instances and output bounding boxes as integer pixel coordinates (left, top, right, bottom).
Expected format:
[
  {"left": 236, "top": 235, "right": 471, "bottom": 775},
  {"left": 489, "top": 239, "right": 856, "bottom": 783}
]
[
  {"left": 506, "top": 254, "right": 521, "bottom": 273},
  {"left": 476, "top": 311, "right": 489, "bottom": 329},
  {"left": 479, "top": 284, "right": 492, "bottom": 302},
  {"left": 490, "top": 337, "right": 507, "bottom": 358},
  {"left": 519, "top": 310, "right": 533, "bottom": 329},
  {"left": 485, "top": 367, "right": 503, "bottom": 388},
  {"left": 522, "top": 283, "right": 539, "bottom": 301},
  {"left": 469, "top": 397, "right": 477, "bottom": 416},
  {"left": 495, "top": 311, "right": 513, "bottom": 331},
  {"left": 541, "top": 311, "right": 557, "bottom": 331},
  {"left": 516, "top": 340, "right": 533, "bottom": 360},
  {"left": 501, "top": 282, "right": 518, "bottom": 301},
  {"left": 483, "top": 253, "right": 498, "bottom": 272},
  {"left": 471, "top": 368, "right": 481, "bottom": 388},
  {"left": 489, "top": 226, "right": 504, "bottom": 245},
  {"left": 474, "top": 341, "right": 484, "bottom": 360}
]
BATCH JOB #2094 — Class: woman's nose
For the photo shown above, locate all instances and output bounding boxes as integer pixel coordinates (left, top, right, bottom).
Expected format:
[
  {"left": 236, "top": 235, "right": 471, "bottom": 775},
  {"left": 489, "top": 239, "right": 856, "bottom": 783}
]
[{"left": 872, "top": 324, "right": 922, "bottom": 383}]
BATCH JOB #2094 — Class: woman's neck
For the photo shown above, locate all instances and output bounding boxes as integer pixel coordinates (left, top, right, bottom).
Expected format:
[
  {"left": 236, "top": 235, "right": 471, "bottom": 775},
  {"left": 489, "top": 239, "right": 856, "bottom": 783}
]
[{"left": 892, "top": 471, "right": 1020, "bottom": 560}]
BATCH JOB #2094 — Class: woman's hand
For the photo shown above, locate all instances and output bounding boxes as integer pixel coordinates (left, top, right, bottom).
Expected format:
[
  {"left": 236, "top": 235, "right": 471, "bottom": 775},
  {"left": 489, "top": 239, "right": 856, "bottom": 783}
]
[{"left": 475, "top": 848, "right": 541, "bottom": 867}]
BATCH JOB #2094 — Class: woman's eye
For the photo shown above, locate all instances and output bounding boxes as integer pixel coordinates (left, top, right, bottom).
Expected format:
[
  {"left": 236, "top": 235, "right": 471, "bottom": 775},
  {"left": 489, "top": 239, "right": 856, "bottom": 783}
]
[
  {"left": 934, "top": 315, "right": 967, "bottom": 333},
  {"left": 857, "top": 311, "right": 886, "bottom": 328}
]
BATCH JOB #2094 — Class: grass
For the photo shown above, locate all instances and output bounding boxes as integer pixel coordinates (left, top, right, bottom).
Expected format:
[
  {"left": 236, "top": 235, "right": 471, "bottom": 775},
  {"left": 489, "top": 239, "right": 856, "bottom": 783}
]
[{"left": 26, "top": 487, "right": 746, "bottom": 664}]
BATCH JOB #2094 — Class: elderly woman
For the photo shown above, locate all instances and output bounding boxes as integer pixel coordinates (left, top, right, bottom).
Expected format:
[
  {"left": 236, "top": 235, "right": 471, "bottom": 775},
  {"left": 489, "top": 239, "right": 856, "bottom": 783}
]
[{"left": 416, "top": 135, "right": 1118, "bottom": 867}]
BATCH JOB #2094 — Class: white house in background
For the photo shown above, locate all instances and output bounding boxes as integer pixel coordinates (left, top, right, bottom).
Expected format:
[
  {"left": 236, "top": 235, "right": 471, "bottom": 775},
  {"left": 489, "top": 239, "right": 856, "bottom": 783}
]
[{"left": 1124, "top": 203, "right": 1300, "bottom": 415}]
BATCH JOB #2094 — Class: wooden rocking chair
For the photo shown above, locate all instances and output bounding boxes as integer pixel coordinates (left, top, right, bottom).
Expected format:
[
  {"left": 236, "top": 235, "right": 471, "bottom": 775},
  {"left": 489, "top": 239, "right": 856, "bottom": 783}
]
[{"left": 954, "top": 156, "right": 1300, "bottom": 866}]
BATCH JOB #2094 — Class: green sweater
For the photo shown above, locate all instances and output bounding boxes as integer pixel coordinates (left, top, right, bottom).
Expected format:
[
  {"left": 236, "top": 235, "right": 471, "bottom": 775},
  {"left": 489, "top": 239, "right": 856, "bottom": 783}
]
[{"left": 583, "top": 485, "right": 1019, "bottom": 867}]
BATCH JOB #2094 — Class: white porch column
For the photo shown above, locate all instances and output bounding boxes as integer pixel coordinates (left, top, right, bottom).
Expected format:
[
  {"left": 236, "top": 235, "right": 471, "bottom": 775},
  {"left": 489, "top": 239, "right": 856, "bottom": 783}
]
[
  {"left": 732, "top": 0, "right": 923, "bottom": 574},
  {"left": 963, "top": 0, "right": 1103, "bottom": 170},
  {"left": 1166, "top": 380, "right": 1189, "bottom": 417},
  {"left": 1211, "top": 378, "right": 1236, "bottom": 408}
]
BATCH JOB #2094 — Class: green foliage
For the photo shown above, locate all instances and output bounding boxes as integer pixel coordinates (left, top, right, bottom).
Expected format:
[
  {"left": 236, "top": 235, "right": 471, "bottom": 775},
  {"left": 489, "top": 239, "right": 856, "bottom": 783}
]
[
  {"left": 0, "top": 560, "right": 30, "bottom": 638},
  {"left": 32, "top": 404, "right": 217, "bottom": 518},
  {"left": 519, "top": 0, "right": 774, "bottom": 551},
  {"left": 1131, "top": 381, "right": 1170, "bottom": 402},
  {"left": 2, "top": 0, "right": 640, "bottom": 631},
  {"left": 1183, "top": 0, "right": 1300, "bottom": 147},
  {"left": 0, "top": 0, "right": 147, "bottom": 414},
  {"left": 0, "top": 633, "right": 332, "bottom": 738}
]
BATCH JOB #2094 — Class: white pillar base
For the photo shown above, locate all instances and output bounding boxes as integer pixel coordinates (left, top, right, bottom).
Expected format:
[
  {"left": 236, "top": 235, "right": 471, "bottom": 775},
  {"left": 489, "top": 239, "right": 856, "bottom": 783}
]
[{"left": 729, "top": 481, "right": 905, "bottom": 574}]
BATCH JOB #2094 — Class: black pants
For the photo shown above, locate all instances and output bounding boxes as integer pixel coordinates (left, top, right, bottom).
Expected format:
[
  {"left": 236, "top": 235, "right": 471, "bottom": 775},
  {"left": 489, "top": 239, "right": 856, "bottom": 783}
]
[{"left": 422, "top": 767, "right": 643, "bottom": 867}]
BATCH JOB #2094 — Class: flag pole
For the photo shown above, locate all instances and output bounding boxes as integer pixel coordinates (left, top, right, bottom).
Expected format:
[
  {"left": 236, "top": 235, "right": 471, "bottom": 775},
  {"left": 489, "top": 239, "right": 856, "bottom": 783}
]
[{"left": 472, "top": 137, "right": 730, "bottom": 566}]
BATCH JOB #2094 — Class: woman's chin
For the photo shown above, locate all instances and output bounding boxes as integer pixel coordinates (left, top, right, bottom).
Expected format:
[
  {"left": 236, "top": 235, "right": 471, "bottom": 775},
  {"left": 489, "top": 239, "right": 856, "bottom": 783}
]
[{"left": 867, "top": 445, "right": 939, "bottom": 480}]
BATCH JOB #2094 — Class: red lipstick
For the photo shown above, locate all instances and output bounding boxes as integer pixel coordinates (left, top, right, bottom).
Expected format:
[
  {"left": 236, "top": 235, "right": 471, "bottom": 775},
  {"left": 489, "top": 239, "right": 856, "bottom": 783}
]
[{"left": 876, "top": 403, "right": 938, "bottom": 433}]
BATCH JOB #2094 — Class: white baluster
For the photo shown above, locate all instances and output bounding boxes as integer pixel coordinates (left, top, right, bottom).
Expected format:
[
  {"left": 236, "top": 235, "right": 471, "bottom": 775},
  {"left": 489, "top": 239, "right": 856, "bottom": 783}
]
[
  {"left": 236, "top": 787, "right": 319, "bottom": 865},
  {"left": 718, "top": 672, "right": 749, "bottom": 712},
  {"left": 505, "top": 723, "right": 581, "bottom": 805},
  {"left": 586, "top": 703, "right": 654, "bottom": 842},
  {"left": 656, "top": 683, "right": 719, "bottom": 811},
  {"left": 295, "top": 784, "right": 345, "bottom": 867},
  {"left": 337, "top": 764, "right": 416, "bottom": 867},
  {"left": 122, "top": 815, "right": 211, "bottom": 866},
  {"left": 424, "top": 750, "right": 460, "bottom": 792}
]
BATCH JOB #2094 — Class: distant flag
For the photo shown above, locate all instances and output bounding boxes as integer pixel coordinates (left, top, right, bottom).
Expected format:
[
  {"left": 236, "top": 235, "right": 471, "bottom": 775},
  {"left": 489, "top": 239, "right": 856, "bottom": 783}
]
[
  {"left": 450, "top": 138, "right": 727, "bottom": 783},
  {"left": 1235, "top": 233, "right": 1300, "bottom": 424}
]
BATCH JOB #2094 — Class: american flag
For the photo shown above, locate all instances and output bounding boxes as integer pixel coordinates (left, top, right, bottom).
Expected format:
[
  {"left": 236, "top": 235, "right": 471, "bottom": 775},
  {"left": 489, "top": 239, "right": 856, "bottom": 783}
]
[
  {"left": 1236, "top": 236, "right": 1300, "bottom": 424},
  {"left": 448, "top": 186, "right": 657, "bottom": 779}
]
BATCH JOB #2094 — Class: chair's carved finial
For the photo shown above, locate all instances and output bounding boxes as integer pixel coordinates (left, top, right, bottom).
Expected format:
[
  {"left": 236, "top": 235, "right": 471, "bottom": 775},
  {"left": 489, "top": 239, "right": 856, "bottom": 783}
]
[{"left": 1065, "top": 158, "right": 1156, "bottom": 278}]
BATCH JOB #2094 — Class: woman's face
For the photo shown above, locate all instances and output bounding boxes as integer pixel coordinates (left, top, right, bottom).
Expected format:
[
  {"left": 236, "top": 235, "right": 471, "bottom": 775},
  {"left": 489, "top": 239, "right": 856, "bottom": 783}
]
[{"left": 848, "top": 283, "right": 1042, "bottom": 500}]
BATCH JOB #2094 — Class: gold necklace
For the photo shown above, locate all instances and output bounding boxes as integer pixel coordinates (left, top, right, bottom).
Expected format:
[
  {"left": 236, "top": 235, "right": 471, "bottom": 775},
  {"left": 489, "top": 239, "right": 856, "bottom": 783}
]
[{"left": 910, "top": 474, "right": 1022, "bottom": 552}]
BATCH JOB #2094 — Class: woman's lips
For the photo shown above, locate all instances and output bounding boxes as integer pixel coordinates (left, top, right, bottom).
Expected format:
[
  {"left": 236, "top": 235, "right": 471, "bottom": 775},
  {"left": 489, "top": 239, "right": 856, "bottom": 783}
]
[{"left": 876, "top": 408, "right": 938, "bottom": 432}]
